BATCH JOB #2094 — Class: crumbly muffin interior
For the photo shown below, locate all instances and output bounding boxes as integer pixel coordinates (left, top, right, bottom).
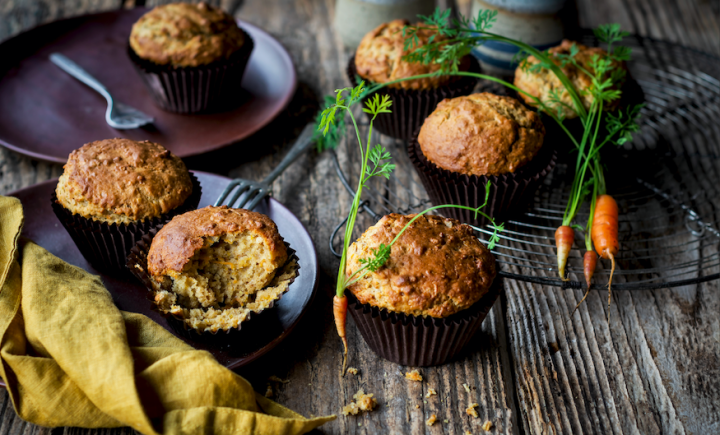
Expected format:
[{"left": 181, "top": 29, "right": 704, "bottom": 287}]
[{"left": 154, "top": 231, "right": 278, "bottom": 310}]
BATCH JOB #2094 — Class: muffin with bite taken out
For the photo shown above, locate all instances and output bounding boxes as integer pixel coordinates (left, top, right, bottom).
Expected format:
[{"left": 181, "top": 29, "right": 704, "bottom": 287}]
[{"left": 128, "top": 206, "right": 299, "bottom": 337}]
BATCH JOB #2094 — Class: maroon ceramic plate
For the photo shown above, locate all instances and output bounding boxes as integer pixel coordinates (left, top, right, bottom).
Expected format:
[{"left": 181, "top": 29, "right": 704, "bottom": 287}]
[
  {"left": 0, "top": 8, "right": 296, "bottom": 163},
  {"left": 7, "top": 171, "right": 318, "bottom": 371}
]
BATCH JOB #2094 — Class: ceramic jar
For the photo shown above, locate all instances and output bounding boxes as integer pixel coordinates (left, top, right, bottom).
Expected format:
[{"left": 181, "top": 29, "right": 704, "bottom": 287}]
[
  {"left": 334, "top": 0, "right": 435, "bottom": 48},
  {"left": 471, "top": 0, "right": 566, "bottom": 77}
]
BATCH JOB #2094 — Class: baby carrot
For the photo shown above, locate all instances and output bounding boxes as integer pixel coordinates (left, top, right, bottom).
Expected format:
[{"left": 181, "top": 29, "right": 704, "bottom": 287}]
[
  {"left": 333, "top": 294, "right": 348, "bottom": 376},
  {"left": 555, "top": 226, "right": 574, "bottom": 280},
  {"left": 591, "top": 194, "right": 619, "bottom": 316},
  {"left": 572, "top": 250, "right": 597, "bottom": 315}
]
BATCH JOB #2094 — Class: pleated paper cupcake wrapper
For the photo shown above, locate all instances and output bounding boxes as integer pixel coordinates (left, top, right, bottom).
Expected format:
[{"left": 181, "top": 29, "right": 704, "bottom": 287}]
[
  {"left": 407, "top": 134, "right": 557, "bottom": 227},
  {"left": 51, "top": 174, "right": 201, "bottom": 278},
  {"left": 128, "top": 32, "right": 254, "bottom": 114},
  {"left": 127, "top": 234, "right": 298, "bottom": 346},
  {"left": 348, "top": 280, "right": 500, "bottom": 367},
  {"left": 346, "top": 54, "right": 480, "bottom": 141}
]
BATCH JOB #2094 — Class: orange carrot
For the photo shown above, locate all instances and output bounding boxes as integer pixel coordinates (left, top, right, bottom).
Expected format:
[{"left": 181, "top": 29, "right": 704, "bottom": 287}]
[
  {"left": 583, "top": 250, "right": 597, "bottom": 290},
  {"left": 555, "top": 226, "right": 574, "bottom": 280},
  {"left": 572, "top": 250, "right": 597, "bottom": 315},
  {"left": 333, "top": 294, "right": 348, "bottom": 375},
  {"left": 591, "top": 194, "right": 619, "bottom": 315}
]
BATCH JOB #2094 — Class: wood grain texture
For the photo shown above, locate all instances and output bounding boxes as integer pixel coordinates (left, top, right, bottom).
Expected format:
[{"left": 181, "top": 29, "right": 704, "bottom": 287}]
[
  {"left": 503, "top": 2, "right": 720, "bottom": 435},
  {"left": 0, "top": 0, "right": 719, "bottom": 434}
]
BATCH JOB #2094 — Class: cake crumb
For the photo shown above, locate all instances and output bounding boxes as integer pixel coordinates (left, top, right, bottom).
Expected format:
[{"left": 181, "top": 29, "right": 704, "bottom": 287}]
[
  {"left": 342, "top": 389, "right": 379, "bottom": 416},
  {"left": 426, "top": 414, "right": 437, "bottom": 426},
  {"left": 463, "top": 383, "right": 471, "bottom": 393},
  {"left": 347, "top": 367, "right": 358, "bottom": 375},
  {"left": 264, "top": 384, "right": 273, "bottom": 398},
  {"left": 443, "top": 419, "right": 449, "bottom": 424},
  {"left": 405, "top": 369, "right": 423, "bottom": 382},
  {"left": 268, "top": 375, "right": 289, "bottom": 384},
  {"left": 425, "top": 388, "right": 437, "bottom": 398},
  {"left": 466, "top": 403, "right": 479, "bottom": 418},
  {"left": 482, "top": 420, "right": 493, "bottom": 431}
]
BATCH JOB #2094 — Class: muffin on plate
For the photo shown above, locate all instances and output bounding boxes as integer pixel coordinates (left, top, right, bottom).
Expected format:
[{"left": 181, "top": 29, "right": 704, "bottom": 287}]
[
  {"left": 345, "top": 213, "right": 498, "bottom": 366},
  {"left": 51, "top": 138, "right": 201, "bottom": 276},
  {"left": 408, "top": 93, "right": 556, "bottom": 225},
  {"left": 514, "top": 40, "right": 627, "bottom": 119},
  {"left": 347, "top": 19, "right": 480, "bottom": 140},
  {"left": 128, "top": 2, "right": 254, "bottom": 113},
  {"left": 128, "top": 206, "right": 299, "bottom": 337}
]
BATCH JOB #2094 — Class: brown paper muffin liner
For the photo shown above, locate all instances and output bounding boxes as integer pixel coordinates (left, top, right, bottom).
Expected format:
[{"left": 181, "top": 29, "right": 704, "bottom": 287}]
[
  {"left": 408, "top": 133, "right": 557, "bottom": 227},
  {"left": 348, "top": 279, "right": 500, "bottom": 367},
  {"left": 128, "top": 31, "right": 254, "bottom": 114},
  {"left": 51, "top": 173, "right": 201, "bottom": 277},
  {"left": 127, "top": 234, "right": 299, "bottom": 346},
  {"left": 346, "top": 54, "right": 480, "bottom": 141}
]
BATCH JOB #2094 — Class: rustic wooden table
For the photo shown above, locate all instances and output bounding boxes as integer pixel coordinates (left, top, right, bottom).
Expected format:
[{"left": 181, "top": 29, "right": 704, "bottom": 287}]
[{"left": 1, "top": 0, "right": 719, "bottom": 434}]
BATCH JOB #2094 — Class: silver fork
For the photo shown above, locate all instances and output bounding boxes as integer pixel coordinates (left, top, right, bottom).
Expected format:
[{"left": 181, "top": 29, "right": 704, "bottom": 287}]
[
  {"left": 215, "top": 124, "right": 316, "bottom": 210},
  {"left": 49, "top": 53, "right": 154, "bottom": 130}
]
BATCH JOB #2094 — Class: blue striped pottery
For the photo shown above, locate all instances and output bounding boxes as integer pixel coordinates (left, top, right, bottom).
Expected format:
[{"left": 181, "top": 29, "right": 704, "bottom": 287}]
[{"left": 471, "top": 0, "right": 565, "bottom": 77}]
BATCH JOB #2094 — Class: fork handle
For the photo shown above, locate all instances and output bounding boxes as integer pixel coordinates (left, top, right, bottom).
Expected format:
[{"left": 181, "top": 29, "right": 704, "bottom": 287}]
[
  {"left": 262, "top": 123, "right": 316, "bottom": 185},
  {"left": 50, "top": 53, "right": 112, "bottom": 102}
]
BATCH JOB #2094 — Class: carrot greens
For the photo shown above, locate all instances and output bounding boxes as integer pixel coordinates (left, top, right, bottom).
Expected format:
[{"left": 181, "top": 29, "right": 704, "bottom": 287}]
[
  {"left": 400, "top": 9, "right": 643, "bottom": 287},
  {"left": 316, "top": 81, "right": 502, "bottom": 373}
]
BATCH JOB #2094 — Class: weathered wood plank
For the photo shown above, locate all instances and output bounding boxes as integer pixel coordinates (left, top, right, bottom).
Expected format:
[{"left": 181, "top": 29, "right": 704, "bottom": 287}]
[
  {"left": 0, "top": 0, "right": 718, "bottom": 434},
  {"left": 504, "top": 1, "right": 720, "bottom": 434}
]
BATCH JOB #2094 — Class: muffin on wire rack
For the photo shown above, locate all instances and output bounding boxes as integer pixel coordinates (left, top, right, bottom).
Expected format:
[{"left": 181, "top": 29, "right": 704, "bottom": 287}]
[
  {"left": 345, "top": 213, "right": 498, "bottom": 366},
  {"left": 347, "top": 19, "right": 479, "bottom": 140},
  {"left": 128, "top": 2, "right": 254, "bottom": 113},
  {"left": 52, "top": 138, "right": 201, "bottom": 276},
  {"left": 408, "top": 92, "right": 556, "bottom": 226},
  {"left": 128, "top": 206, "right": 299, "bottom": 341}
]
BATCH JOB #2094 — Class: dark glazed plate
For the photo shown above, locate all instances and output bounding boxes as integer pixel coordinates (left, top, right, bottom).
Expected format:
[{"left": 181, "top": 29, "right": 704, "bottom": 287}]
[
  {"left": 0, "top": 8, "right": 296, "bottom": 163},
  {"left": 7, "top": 171, "right": 318, "bottom": 370}
]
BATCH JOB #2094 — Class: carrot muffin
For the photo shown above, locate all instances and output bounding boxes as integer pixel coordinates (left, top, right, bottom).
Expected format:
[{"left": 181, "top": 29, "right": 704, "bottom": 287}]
[
  {"left": 128, "top": 2, "right": 254, "bottom": 113},
  {"left": 344, "top": 213, "right": 498, "bottom": 366},
  {"left": 143, "top": 206, "right": 298, "bottom": 333},
  {"left": 354, "top": 19, "right": 469, "bottom": 91},
  {"left": 52, "top": 138, "right": 200, "bottom": 276},
  {"left": 346, "top": 213, "right": 496, "bottom": 318},
  {"left": 514, "top": 40, "right": 627, "bottom": 119},
  {"left": 408, "top": 92, "right": 555, "bottom": 226},
  {"left": 56, "top": 138, "right": 193, "bottom": 224},
  {"left": 129, "top": 2, "right": 246, "bottom": 68},
  {"left": 347, "top": 19, "right": 479, "bottom": 140},
  {"left": 418, "top": 93, "right": 546, "bottom": 176}
]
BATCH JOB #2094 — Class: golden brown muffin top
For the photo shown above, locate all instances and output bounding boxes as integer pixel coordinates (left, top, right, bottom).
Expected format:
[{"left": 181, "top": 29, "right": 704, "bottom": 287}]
[
  {"left": 346, "top": 213, "right": 496, "bottom": 318},
  {"left": 55, "top": 139, "right": 193, "bottom": 224},
  {"left": 418, "top": 93, "right": 545, "bottom": 176},
  {"left": 514, "top": 40, "right": 627, "bottom": 119},
  {"left": 129, "top": 2, "right": 245, "bottom": 67},
  {"left": 355, "top": 19, "right": 466, "bottom": 90},
  {"left": 147, "top": 206, "right": 287, "bottom": 276}
]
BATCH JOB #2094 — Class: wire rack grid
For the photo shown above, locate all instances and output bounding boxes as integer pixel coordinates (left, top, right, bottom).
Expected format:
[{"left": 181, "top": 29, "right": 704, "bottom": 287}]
[{"left": 329, "top": 34, "right": 720, "bottom": 290}]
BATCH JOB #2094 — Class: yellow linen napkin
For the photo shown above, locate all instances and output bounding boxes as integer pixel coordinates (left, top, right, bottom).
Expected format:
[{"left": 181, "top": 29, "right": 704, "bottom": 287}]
[{"left": 0, "top": 196, "right": 334, "bottom": 434}]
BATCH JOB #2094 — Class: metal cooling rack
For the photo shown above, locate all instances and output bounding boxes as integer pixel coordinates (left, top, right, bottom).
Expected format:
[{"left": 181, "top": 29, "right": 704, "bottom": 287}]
[{"left": 329, "top": 35, "right": 720, "bottom": 290}]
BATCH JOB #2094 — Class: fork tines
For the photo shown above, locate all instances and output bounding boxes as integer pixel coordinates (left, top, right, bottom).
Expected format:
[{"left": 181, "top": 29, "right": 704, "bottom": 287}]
[{"left": 214, "top": 179, "right": 270, "bottom": 211}]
